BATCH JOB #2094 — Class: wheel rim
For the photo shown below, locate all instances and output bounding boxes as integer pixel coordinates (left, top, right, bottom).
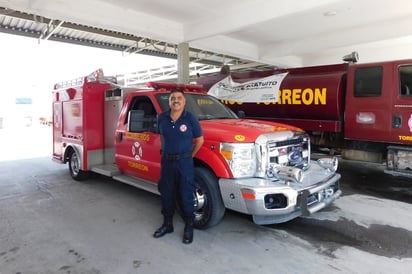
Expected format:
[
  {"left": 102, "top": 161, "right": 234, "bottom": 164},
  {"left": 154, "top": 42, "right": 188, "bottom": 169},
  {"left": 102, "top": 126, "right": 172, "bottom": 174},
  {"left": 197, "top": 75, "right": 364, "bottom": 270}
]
[{"left": 193, "top": 186, "right": 207, "bottom": 221}]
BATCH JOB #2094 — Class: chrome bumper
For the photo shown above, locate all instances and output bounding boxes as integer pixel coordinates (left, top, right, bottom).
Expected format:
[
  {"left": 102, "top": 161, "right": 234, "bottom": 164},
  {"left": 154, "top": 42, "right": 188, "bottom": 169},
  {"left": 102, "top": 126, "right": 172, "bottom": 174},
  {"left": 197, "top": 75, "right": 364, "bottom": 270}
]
[{"left": 218, "top": 161, "right": 341, "bottom": 225}]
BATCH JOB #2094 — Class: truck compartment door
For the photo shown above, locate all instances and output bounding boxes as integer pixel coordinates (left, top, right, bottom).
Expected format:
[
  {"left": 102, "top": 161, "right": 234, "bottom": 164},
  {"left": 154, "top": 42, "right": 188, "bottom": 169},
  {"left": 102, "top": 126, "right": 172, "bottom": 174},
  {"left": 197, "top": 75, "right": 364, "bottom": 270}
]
[{"left": 344, "top": 64, "right": 392, "bottom": 142}]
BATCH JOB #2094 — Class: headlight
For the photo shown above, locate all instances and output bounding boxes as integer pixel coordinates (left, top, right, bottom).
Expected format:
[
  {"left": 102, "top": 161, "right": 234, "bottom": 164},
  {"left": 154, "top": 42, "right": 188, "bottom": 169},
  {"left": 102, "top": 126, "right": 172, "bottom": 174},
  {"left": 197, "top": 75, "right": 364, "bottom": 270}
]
[
  {"left": 220, "top": 142, "right": 256, "bottom": 177},
  {"left": 317, "top": 157, "right": 338, "bottom": 172}
]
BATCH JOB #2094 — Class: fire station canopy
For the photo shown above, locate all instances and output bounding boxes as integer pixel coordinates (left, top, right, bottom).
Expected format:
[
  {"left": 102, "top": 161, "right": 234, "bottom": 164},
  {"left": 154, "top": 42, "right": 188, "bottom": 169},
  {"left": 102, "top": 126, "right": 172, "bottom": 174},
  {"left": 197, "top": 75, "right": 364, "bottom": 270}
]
[{"left": 1, "top": 0, "right": 412, "bottom": 77}]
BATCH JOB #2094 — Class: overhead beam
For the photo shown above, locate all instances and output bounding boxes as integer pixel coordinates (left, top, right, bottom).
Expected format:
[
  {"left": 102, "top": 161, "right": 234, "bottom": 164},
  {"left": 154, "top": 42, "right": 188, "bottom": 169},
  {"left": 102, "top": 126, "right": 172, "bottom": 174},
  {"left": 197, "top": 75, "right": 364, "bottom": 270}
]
[
  {"left": 0, "top": 7, "right": 276, "bottom": 79},
  {"left": 0, "top": 8, "right": 266, "bottom": 67},
  {"left": 39, "top": 19, "right": 64, "bottom": 41}
]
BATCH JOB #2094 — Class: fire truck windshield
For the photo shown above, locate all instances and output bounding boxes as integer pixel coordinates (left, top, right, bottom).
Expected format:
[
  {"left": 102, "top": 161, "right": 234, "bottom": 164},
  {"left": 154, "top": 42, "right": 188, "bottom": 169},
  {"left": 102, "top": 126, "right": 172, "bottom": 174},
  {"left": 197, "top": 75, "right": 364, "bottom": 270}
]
[{"left": 155, "top": 93, "right": 238, "bottom": 120}]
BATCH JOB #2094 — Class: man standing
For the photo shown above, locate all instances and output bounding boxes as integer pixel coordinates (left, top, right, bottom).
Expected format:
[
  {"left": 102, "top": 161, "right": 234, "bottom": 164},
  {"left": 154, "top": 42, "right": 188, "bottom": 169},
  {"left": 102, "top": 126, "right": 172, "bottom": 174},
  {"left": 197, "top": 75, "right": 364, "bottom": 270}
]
[{"left": 154, "top": 89, "right": 204, "bottom": 244}]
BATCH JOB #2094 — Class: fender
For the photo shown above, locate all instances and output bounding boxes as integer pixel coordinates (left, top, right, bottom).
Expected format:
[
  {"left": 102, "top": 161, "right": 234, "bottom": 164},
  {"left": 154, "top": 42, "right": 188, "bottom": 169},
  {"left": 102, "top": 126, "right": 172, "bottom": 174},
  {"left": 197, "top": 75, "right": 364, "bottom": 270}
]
[
  {"left": 63, "top": 144, "right": 86, "bottom": 170},
  {"left": 195, "top": 146, "right": 232, "bottom": 178}
]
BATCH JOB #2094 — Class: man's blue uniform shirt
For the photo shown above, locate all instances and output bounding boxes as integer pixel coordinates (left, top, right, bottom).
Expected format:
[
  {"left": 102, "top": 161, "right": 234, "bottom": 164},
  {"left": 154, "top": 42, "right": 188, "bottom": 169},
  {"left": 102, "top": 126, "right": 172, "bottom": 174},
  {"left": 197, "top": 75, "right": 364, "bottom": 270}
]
[{"left": 157, "top": 109, "right": 203, "bottom": 155}]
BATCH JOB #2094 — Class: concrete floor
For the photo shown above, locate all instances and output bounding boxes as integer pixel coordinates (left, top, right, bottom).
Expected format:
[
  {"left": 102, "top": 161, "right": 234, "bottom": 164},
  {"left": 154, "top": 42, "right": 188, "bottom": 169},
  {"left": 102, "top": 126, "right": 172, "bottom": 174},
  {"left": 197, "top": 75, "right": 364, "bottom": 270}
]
[{"left": 1, "top": 125, "right": 412, "bottom": 274}]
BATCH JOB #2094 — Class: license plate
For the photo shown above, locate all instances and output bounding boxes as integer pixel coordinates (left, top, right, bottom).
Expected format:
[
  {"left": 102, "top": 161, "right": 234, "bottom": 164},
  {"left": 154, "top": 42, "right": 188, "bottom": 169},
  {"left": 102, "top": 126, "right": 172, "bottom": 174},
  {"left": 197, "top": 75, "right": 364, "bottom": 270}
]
[
  {"left": 318, "top": 187, "right": 335, "bottom": 201},
  {"left": 307, "top": 187, "right": 335, "bottom": 206}
]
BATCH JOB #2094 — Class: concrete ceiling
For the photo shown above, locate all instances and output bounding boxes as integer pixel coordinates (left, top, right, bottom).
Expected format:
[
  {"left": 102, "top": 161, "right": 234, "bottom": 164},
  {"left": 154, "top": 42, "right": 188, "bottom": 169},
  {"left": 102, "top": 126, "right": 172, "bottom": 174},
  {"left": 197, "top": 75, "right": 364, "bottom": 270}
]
[{"left": 2, "top": 0, "right": 412, "bottom": 68}]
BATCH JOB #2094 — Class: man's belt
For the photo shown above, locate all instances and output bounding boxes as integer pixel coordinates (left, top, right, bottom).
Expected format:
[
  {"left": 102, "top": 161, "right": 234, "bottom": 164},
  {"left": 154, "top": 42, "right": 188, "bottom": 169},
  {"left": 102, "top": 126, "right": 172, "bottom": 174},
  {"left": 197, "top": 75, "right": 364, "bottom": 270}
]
[{"left": 163, "top": 152, "right": 192, "bottom": 160}]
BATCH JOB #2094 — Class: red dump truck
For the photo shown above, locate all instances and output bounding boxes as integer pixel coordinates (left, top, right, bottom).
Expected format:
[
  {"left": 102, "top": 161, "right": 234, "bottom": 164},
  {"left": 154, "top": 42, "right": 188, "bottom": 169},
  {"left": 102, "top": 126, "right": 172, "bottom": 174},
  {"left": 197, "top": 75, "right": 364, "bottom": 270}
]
[
  {"left": 197, "top": 58, "right": 412, "bottom": 179},
  {"left": 52, "top": 69, "right": 340, "bottom": 228}
]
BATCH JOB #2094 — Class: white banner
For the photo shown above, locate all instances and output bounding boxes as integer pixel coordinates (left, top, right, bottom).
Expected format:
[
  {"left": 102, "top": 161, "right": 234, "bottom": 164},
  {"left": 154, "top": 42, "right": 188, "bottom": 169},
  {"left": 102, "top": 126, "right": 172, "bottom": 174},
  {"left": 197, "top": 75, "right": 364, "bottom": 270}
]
[{"left": 208, "top": 73, "right": 288, "bottom": 103}]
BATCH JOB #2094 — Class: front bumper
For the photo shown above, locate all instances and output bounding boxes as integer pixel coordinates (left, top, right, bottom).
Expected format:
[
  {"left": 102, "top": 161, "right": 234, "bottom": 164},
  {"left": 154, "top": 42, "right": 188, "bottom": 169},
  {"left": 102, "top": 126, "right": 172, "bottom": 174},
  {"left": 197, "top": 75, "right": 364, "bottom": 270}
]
[{"left": 218, "top": 160, "right": 341, "bottom": 225}]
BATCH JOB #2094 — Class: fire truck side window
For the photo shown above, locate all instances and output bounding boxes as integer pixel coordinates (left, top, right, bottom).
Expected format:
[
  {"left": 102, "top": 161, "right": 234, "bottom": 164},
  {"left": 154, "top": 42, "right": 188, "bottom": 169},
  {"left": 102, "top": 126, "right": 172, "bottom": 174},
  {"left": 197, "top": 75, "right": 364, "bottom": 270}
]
[
  {"left": 399, "top": 65, "right": 412, "bottom": 97},
  {"left": 127, "top": 96, "right": 157, "bottom": 129},
  {"left": 354, "top": 66, "right": 383, "bottom": 97}
]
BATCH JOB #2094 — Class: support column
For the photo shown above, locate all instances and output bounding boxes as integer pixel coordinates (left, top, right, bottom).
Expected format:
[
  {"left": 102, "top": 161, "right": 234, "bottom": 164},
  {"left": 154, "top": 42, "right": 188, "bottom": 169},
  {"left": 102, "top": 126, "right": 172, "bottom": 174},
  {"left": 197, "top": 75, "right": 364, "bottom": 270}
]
[{"left": 177, "top": 42, "right": 190, "bottom": 84}]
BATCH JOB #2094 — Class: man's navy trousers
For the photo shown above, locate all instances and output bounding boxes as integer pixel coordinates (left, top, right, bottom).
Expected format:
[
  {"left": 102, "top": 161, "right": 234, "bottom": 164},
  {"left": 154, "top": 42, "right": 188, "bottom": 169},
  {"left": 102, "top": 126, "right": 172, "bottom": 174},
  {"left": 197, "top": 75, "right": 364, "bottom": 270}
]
[{"left": 158, "top": 152, "right": 196, "bottom": 218}]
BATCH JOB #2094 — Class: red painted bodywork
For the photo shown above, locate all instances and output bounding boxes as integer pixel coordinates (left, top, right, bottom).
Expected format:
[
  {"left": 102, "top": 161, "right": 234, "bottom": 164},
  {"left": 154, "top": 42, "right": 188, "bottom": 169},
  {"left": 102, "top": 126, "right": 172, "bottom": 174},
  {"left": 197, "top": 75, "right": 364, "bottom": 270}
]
[
  {"left": 52, "top": 77, "right": 303, "bottom": 181},
  {"left": 198, "top": 60, "right": 412, "bottom": 146},
  {"left": 52, "top": 77, "right": 113, "bottom": 168}
]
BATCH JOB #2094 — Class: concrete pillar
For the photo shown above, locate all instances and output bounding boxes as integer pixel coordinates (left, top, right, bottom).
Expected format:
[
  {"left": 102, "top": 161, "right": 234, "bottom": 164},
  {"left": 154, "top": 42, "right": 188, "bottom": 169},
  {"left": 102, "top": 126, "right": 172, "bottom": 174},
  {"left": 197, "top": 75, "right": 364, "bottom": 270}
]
[{"left": 177, "top": 42, "right": 190, "bottom": 84}]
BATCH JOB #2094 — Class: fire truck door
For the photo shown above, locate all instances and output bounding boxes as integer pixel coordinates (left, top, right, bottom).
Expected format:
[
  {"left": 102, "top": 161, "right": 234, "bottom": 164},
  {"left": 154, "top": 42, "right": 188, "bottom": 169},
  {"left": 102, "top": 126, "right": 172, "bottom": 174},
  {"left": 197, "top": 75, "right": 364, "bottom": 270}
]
[
  {"left": 344, "top": 64, "right": 393, "bottom": 142},
  {"left": 391, "top": 63, "right": 412, "bottom": 142},
  {"left": 115, "top": 96, "right": 161, "bottom": 182}
]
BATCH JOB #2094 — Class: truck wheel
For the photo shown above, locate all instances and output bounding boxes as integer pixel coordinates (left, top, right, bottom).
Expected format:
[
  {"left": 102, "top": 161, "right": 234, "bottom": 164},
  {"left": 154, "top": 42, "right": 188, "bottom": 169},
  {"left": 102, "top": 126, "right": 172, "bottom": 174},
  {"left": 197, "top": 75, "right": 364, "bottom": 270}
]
[
  {"left": 191, "top": 167, "right": 225, "bottom": 229},
  {"left": 68, "top": 150, "right": 89, "bottom": 181}
]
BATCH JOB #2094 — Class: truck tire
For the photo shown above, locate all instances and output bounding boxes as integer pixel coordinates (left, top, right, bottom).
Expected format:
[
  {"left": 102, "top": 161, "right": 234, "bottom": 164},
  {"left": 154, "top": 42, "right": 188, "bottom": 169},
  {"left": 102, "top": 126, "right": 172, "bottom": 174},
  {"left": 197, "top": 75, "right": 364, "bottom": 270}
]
[
  {"left": 68, "top": 150, "right": 89, "bottom": 181},
  {"left": 191, "top": 167, "right": 225, "bottom": 229}
]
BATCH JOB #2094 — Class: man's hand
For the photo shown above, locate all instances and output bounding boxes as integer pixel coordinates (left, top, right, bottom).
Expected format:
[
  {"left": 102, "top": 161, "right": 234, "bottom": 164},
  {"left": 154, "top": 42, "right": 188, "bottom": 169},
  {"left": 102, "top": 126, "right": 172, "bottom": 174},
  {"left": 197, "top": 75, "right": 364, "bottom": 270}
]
[{"left": 192, "top": 136, "right": 204, "bottom": 157}]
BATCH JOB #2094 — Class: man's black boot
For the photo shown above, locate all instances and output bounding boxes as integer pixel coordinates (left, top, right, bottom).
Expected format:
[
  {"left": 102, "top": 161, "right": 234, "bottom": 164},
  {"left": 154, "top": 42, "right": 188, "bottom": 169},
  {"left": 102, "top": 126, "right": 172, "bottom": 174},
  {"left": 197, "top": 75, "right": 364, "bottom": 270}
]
[
  {"left": 182, "top": 217, "right": 194, "bottom": 244},
  {"left": 154, "top": 216, "right": 173, "bottom": 238}
]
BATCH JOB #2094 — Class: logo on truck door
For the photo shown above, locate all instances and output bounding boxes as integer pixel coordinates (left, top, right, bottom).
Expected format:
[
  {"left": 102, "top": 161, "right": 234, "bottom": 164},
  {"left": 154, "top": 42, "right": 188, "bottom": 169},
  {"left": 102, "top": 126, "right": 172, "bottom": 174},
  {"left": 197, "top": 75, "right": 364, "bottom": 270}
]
[{"left": 132, "top": 141, "right": 143, "bottom": 160}]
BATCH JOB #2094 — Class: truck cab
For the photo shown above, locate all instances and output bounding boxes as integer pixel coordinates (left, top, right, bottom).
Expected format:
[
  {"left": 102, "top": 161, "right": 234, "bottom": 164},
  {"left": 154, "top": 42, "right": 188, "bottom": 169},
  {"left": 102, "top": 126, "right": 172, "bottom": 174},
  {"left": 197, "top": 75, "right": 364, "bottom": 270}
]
[{"left": 344, "top": 60, "right": 412, "bottom": 176}]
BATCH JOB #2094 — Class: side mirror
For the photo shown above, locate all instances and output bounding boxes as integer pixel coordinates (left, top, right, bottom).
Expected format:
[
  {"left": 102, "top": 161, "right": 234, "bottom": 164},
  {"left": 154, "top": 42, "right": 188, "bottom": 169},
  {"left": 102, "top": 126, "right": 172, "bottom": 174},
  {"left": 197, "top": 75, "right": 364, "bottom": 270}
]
[{"left": 237, "top": 110, "right": 246, "bottom": 118}]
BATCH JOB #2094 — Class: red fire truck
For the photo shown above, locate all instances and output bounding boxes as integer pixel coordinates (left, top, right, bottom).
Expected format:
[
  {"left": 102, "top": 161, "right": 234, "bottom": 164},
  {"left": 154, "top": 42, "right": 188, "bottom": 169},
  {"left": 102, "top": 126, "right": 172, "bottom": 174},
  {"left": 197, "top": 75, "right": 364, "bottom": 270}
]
[
  {"left": 52, "top": 69, "right": 340, "bottom": 228},
  {"left": 197, "top": 58, "right": 412, "bottom": 179}
]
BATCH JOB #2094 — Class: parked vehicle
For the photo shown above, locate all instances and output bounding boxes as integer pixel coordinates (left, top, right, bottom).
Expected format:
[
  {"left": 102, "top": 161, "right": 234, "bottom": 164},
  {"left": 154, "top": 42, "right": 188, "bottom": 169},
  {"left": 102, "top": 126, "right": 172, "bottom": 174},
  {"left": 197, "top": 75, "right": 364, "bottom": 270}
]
[
  {"left": 52, "top": 69, "right": 340, "bottom": 228},
  {"left": 197, "top": 56, "right": 412, "bottom": 178}
]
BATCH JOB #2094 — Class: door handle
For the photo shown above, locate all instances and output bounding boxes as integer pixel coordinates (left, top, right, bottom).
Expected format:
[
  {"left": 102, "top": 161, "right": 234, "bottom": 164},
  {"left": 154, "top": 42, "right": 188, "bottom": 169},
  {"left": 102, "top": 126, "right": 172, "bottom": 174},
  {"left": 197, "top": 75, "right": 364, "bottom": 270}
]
[
  {"left": 392, "top": 115, "right": 402, "bottom": 128},
  {"left": 117, "top": 132, "right": 123, "bottom": 142}
]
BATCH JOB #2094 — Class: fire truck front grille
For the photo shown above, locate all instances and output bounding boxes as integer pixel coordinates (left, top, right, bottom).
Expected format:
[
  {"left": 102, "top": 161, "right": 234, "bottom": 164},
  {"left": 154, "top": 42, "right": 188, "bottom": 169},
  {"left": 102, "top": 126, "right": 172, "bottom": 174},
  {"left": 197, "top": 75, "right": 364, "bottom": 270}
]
[
  {"left": 270, "top": 137, "right": 305, "bottom": 148},
  {"left": 266, "top": 136, "right": 310, "bottom": 169}
]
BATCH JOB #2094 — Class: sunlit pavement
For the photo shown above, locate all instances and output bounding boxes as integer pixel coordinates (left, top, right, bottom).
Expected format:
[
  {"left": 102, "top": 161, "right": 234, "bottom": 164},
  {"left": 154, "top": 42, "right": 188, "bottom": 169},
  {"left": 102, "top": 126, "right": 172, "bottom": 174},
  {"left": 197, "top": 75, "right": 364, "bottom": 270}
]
[{"left": 0, "top": 123, "right": 411, "bottom": 273}]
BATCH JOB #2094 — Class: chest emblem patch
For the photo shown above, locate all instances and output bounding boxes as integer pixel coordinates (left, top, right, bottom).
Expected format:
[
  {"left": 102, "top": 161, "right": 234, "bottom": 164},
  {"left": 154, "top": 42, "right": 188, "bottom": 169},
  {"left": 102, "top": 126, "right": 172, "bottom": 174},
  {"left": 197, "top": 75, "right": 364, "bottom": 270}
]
[{"left": 180, "top": 124, "right": 187, "bottom": 132}]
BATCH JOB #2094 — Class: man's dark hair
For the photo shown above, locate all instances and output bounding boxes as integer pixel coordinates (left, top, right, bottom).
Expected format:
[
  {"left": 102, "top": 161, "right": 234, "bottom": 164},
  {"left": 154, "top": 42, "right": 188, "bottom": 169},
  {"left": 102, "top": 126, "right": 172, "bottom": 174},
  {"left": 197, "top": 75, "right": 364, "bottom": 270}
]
[{"left": 170, "top": 88, "right": 184, "bottom": 94}]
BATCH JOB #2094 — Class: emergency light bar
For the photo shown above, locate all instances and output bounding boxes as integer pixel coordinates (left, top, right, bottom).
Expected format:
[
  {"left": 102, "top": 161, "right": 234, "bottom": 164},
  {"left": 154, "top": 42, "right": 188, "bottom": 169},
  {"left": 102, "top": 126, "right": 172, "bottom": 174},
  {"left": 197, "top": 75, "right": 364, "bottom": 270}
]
[{"left": 147, "top": 81, "right": 204, "bottom": 92}]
